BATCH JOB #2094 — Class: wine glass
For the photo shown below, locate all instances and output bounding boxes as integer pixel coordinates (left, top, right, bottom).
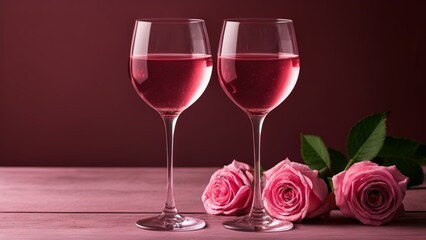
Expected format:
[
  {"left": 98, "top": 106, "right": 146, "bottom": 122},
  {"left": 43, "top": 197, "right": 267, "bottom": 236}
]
[
  {"left": 129, "top": 18, "right": 212, "bottom": 231},
  {"left": 217, "top": 19, "right": 300, "bottom": 232}
]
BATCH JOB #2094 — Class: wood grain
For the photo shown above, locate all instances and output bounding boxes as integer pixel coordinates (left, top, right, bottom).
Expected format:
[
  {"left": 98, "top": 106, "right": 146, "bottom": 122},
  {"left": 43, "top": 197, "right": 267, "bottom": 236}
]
[
  {"left": 0, "top": 167, "right": 216, "bottom": 213},
  {"left": 0, "top": 167, "right": 425, "bottom": 239},
  {"left": 0, "top": 212, "right": 425, "bottom": 240}
]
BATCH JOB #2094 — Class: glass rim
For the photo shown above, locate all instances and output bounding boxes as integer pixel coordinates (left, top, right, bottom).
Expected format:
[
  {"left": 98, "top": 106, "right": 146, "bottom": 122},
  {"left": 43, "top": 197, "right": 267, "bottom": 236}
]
[
  {"left": 135, "top": 18, "right": 206, "bottom": 24},
  {"left": 224, "top": 18, "right": 293, "bottom": 24}
]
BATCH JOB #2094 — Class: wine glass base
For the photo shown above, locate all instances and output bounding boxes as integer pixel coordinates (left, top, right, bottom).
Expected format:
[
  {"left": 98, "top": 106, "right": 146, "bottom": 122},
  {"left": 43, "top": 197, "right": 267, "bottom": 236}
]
[
  {"left": 136, "top": 213, "right": 206, "bottom": 231},
  {"left": 223, "top": 215, "right": 293, "bottom": 232}
]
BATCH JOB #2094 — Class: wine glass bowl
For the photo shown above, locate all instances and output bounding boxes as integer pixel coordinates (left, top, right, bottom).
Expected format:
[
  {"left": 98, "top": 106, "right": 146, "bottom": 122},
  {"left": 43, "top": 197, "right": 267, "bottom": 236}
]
[
  {"left": 130, "top": 19, "right": 212, "bottom": 117},
  {"left": 217, "top": 18, "right": 300, "bottom": 232},
  {"left": 218, "top": 53, "right": 299, "bottom": 115},
  {"left": 129, "top": 18, "right": 212, "bottom": 231},
  {"left": 130, "top": 53, "right": 212, "bottom": 115}
]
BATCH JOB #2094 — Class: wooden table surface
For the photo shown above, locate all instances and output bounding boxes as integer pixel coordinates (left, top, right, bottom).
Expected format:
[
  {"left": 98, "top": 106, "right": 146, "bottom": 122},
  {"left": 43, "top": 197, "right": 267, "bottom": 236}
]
[{"left": 0, "top": 167, "right": 425, "bottom": 239}]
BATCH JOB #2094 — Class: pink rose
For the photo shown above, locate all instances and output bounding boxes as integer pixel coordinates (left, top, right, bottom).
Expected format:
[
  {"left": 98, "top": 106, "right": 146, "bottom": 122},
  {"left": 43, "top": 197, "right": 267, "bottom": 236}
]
[
  {"left": 332, "top": 161, "right": 408, "bottom": 226},
  {"left": 202, "top": 160, "right": 253, "bottom": 215},
  {"left": 262, "top": 159, "right": 330, "bottom": 222}
]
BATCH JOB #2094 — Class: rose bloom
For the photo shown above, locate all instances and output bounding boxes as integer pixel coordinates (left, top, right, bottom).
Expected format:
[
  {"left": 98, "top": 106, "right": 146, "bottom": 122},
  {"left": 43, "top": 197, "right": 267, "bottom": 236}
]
[
  {"left": 262, "top": 159, "right": 331, "bottom": 222},
  {"left": 202, "top": 160, "right": 253, "bottom": 215},
  {"left": 332, "top": 161, "right": 408, "bottom": 226}
]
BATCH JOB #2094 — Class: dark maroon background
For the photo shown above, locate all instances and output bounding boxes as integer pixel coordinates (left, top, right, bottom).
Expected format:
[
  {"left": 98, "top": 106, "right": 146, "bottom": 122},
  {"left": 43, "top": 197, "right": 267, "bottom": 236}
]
[{"left": 1, "top": 0, "right": 425, "bottom": 168}]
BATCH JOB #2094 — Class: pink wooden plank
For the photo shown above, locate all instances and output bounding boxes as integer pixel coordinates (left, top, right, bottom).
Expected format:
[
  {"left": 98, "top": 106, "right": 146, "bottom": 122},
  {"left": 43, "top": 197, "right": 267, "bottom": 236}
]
[
  {"left": 0, "top": 212, "right": 424, "bottom": 240},
  {"left": 0, "top": 167, "right": 216, "bottom": 213},
  {"left": 0, "top": 167, "right": 425, "bottom": 239}
]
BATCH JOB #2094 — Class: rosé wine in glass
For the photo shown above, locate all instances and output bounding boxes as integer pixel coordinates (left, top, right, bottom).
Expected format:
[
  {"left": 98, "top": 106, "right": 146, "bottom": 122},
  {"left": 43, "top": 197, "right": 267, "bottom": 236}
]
[
  {"left": 218, "top": 53, "right": 299, "bottom": 115},
  {"left": 130, "top": 54, "right": 212, "bottom": 115},
  {"left": 217, "top": 18, "right": 300, "bottom": 232},
  {"left": 129, "top": 18, "right": 211, "bottom": 232}
]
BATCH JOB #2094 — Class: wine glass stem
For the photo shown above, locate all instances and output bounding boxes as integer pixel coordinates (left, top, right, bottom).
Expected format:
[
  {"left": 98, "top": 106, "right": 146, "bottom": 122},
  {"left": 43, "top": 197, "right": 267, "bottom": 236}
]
[
  {"left": 162, "top": 114, "right": 179, "bottom": 215},
  {"left": 249, "top": 114, "right": 266, "bottom": 215}
]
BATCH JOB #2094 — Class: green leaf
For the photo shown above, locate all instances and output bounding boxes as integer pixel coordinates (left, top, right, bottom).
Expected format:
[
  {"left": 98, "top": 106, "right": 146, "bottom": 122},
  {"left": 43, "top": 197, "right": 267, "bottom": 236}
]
[
  {"left": 414, "top": 159, "right": 426, "bottom": 165},
  {"left": 413, "top": 144, "right": 426, "bottom": 165},
  {"left": 382, "top": 157, "right": 424, "bottom": 188},
  {"left": 379, "top": 136, "right": 420, "bottom": 158},
  {"left": 327, "top": 177, "right": 334, "bottom": 193},
  {"left": 376, "top": 136, "right": 425, "bottom": 187},
  {"left": 301, "top": 134, "right": 331, "bottom": 172},
  {"left": 347, "top": 113, "right": 387, "bottom": 162},
  {"left": 328, "top": 148, "right": 348, "bottom": 175},
  {"left": 378, "top": 136, "right": 426, "bottom": 164},
  {"left": 414, "top": 144, "right": 426, "bottom": 158},
  {"left": 372, "top": 156, "right": 384, "bottom": 165}
]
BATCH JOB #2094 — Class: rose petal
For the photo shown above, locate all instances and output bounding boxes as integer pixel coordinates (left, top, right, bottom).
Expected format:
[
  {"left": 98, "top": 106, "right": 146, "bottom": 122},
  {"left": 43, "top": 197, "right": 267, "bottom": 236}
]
[
  {"left": 332, "top": 161, "right": 408, "bottom": 226},
  {"left": 306, "top": 192, "right": 336, "bottom": 218},
  {"left": 202, "top": 160, "right": 253, "bottom": 215},
  {"left": 263, "top": 159, "right": 329, "bottom": 222}
]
